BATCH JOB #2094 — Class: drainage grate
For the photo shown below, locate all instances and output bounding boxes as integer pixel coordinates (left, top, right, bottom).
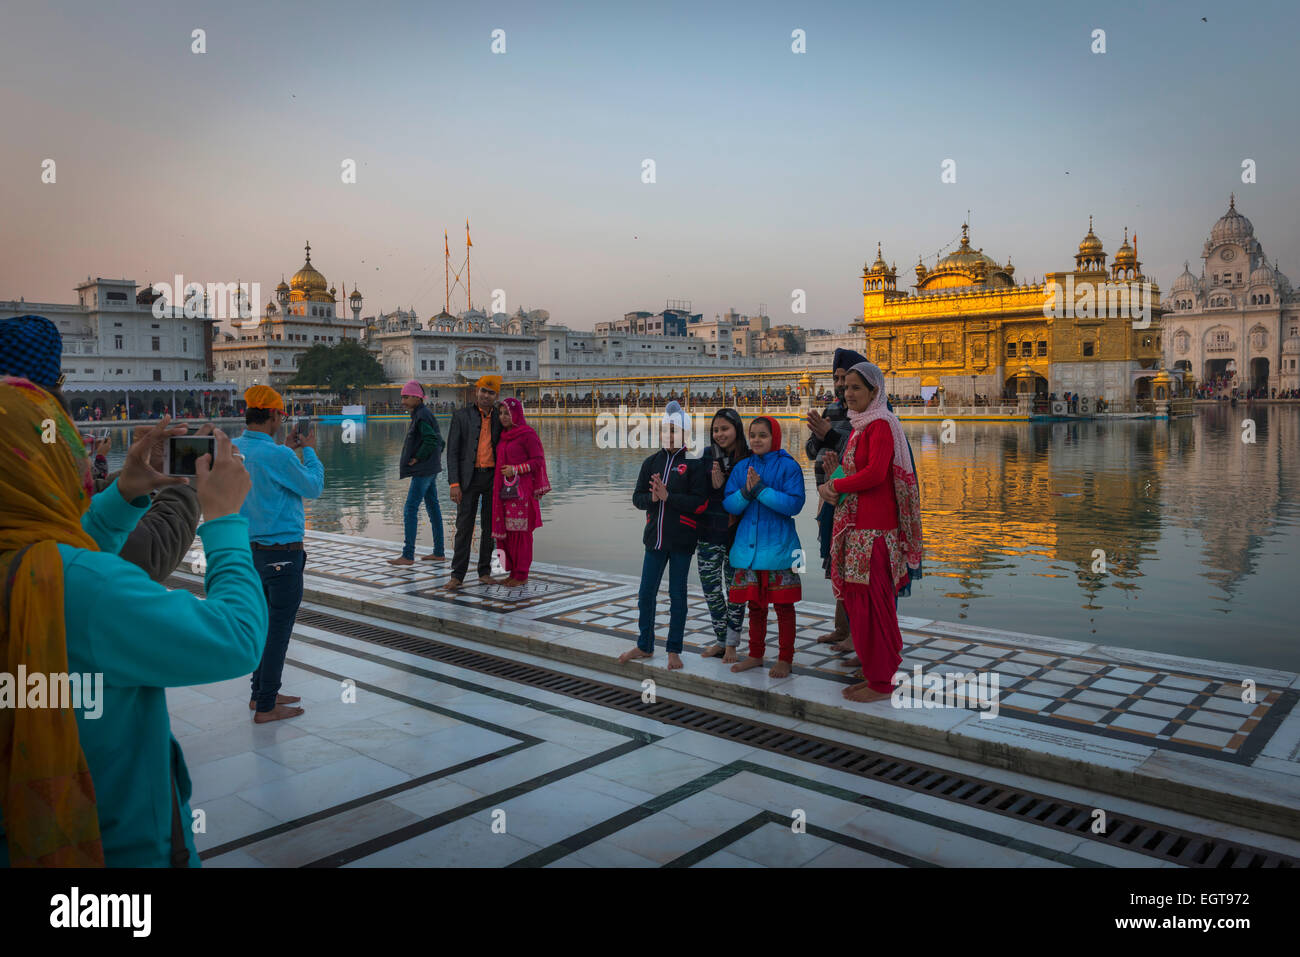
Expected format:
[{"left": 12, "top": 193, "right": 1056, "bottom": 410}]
[{"left": 167, "top": 575, "right": 1298, "bottom": 868}]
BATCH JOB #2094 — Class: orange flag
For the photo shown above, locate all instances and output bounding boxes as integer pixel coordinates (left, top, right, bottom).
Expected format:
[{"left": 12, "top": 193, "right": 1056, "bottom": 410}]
[
  {"left": 466, "top": 220, "right": 472, "bottom": 247},
  {"left": 444, "top": 229, "right": 449, "bottom": 256}
]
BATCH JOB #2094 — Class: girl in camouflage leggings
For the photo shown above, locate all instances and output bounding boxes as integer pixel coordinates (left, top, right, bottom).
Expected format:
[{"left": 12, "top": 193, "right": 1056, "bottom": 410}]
[{"left": 699, "top": 409, "right": 748, "bottom": 662}]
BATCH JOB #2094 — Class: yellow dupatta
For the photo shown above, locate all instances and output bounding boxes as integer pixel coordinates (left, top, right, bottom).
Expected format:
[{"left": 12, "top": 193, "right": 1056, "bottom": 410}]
[{"left": 0, "top": 377, "right": 104, "bottom": 866}]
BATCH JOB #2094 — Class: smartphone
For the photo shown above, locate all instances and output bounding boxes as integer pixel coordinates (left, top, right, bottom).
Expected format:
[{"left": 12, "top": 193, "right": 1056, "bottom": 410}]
[{"left": 163, "top": 435, "right": 215, "bottom": 477}]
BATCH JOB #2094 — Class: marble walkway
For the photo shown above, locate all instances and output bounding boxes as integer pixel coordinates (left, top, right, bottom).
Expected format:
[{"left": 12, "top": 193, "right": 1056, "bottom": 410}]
[
  {"left": 175, "top": 530, "right": 1300, "bottom": 854},
  {"left": 172, "top": 598, "right": 1300, "bottom": 867}
]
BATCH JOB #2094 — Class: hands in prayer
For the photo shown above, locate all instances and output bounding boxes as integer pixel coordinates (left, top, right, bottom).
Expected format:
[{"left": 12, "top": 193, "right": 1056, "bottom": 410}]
[
  {"left": 745, "top": 466, "right": 760, "bottom": 493},
  {"left": 650, "top": 474, "right": 668, "bottom": 502}
]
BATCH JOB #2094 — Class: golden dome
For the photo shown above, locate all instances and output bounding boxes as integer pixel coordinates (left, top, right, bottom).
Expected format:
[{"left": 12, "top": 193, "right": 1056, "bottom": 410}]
[
  {"left": 865, "top": 242, "right": 889, "bottom": 274},
  {"left": 289, "top": 241, "right": 334, "bottom": 302},
  {"left": 349, "top": 287, "right": 362, "bottom": 300},
  {"left": 1113, "top": 227, "right": 1136, "bottom": 264},
  {"left": 1078, "top": 216, "right": 1104, "bottom": 256},
  {"left": 935, "top": 224, "right": 1002, "bottom": 273}
]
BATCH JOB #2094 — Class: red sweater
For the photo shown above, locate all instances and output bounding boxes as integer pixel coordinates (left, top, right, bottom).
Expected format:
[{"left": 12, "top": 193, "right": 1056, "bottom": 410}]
[{"left": 830, "top": 420, "right": 898, "bottom": 530}]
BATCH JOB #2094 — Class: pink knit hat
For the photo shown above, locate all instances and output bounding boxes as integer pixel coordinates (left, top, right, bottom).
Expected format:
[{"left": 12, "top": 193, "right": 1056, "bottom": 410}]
[{"left": 401, "top": 379, "right": 425, "bottom": 398}]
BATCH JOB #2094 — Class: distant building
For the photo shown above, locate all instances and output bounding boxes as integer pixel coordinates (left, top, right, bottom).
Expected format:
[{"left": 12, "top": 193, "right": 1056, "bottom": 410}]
[
  {"left": 370, "top": 305, "right": 546, "bottom": 382},
  {"left": 213, "top": 243, "right": 368, "bottom": 391},
  {"left": 1161, "top": 196, "right": 1300, "bottom": 394},
  {"left": 0, "top": 276, "right": 237, "bottom": 415}
]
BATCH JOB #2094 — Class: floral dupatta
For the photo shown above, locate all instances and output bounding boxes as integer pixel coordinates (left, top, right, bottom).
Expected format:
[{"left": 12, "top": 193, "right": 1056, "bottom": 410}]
[{"left": 828, "top": 424, "right": 924, "bottom": 599}]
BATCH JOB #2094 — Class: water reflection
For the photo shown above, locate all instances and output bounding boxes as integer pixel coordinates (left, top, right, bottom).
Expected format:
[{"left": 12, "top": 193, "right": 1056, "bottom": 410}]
[{"left": 102, "top": 407, "right": 1299, "bottom": 670}]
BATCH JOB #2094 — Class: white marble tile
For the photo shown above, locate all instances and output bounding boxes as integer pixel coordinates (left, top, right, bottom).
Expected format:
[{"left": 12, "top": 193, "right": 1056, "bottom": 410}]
[
  {"left": 803, "top": 843, "right": 906, "bottom": 868},
  {"left": 346, "top": 814, "right": 541, "bottom": 867},
  {"left": 367, "top": 723, "right": 517, "bottom": 776},
  {"left": 235, "top": 754, "right": 411, "bottom": 820},
  {"left": 189, "top": 750, "right": 297, "bottom": 802},
  {"left": 444, "top": 741, "right": 591, "bottom": 794},
  {"left": 584, "top": 745, "right": 721, "bottom": 794},
  {"left": 191, "top": 793, "right": 286, "bottom": 850}
]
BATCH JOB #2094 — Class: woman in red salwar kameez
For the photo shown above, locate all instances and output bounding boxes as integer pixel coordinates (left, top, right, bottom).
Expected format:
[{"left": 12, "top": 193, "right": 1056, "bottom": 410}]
[
  {"left": 491, "top": 398, "right": 550, "bottom": 586},
  {"left": 819, "top": 361, "right": 923, "bottom": 703}
]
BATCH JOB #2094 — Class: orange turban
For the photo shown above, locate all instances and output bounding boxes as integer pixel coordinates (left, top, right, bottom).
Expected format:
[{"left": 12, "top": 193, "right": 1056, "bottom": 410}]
[
  {"left": 243, "top": 385, "right": 284, "bottom": 412},
  {"left": 476, "top": 375, "right": 502, "bottom": 393}
]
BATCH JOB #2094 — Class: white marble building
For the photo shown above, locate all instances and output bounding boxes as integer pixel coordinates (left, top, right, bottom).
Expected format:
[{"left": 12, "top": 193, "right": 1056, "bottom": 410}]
[
  {"left": 1, "top": 277, "right": 217, "bottom": 387},
  {"left": 1162, "top": 196, "right": 1300, "bottom": 394},
  {"left": 213, "top": 243, "right": 369, "bottom": 392}
]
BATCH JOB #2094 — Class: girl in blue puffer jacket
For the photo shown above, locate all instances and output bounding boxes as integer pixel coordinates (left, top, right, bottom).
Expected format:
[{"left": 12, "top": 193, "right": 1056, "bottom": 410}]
[{"left": 723, "top": 416, "right": 806, "bottom": 678}]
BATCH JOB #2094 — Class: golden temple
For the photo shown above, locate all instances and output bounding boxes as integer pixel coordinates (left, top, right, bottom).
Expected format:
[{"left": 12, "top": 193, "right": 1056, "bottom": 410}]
[{"left": 855, "top": 221, "right": 1169, "bottom": 404}]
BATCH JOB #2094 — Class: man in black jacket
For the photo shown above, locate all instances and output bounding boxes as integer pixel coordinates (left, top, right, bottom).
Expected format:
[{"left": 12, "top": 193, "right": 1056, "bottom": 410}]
[
  {"left": 805, "top": 347, "right": 865, "bottom": 648},
  {"left": 389, "top": 380, "right": 446, "bottom": 567},
  {"left": 444, "top": 375, "right": 502, "bottom": 589},
  {"left": 619, "top": 402, "right": 708, "bottom": 671}
]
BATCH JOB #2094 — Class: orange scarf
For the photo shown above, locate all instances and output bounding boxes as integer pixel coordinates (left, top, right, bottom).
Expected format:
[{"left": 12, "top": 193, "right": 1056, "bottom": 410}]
[{"left": 0, "top": 376, "right": 104, "bottom": 866}]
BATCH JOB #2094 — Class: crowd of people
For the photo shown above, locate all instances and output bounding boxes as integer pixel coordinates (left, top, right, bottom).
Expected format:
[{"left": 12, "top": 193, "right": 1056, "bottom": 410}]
[{"left": 0, "top": 313, "right": 926, "bottom": 868}]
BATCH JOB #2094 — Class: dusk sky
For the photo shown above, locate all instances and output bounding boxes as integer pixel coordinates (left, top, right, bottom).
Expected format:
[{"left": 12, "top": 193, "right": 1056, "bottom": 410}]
[{"left": 2, "top": 0, "right": 1298, "bottom": 331}]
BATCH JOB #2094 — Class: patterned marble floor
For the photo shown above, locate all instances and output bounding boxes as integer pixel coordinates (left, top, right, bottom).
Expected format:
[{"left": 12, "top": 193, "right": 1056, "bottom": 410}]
[
  {"left": 170, "top": 602, "right": 1300, "bottom": 867},
  {"left": 179, "top": 531, "right": 1300, "bottom": 836}
]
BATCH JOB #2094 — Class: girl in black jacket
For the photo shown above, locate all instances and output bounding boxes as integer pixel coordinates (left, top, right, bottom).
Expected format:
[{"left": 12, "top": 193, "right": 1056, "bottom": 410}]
[
  {"left": 619, "top": 402, "right": 708, "bottom": 671},
  {"left": 698, "top": 409, "right": 748, "bottom": 662}
]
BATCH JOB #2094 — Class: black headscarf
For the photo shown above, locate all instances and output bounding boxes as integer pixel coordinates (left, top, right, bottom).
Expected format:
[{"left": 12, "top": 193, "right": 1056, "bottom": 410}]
[
  {"left": 709, "top": 408, "right": 748, "bottom": 473},
  {"left": 833, "top": 347, "right": 867, "bottom": 372}
]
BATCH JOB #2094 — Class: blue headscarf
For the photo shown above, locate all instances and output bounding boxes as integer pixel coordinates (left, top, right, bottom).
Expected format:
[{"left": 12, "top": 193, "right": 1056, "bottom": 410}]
[{"left": 0, "top": 315, "right": 62, "bottom": 391}]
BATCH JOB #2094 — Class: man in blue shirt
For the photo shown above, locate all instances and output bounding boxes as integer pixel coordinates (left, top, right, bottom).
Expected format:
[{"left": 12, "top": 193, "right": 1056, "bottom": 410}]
[{"left": 232, "top": 385, "right": 325, "bottom": 722}]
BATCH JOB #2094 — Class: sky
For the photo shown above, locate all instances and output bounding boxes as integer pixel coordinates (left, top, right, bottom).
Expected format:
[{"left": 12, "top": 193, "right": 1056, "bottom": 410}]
[{"left": 2, "top": 0, "right": 1298, "bottom": 332}]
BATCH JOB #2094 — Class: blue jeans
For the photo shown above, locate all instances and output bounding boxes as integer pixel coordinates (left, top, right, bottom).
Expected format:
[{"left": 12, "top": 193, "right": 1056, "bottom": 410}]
[
  {"left": 637, "top": 547, "right": 693, "bottom": 654},
  {"left": 250, "top": 549, "right": 306, "bottom": 712},
  {"left": 402, "top": 473, "right": 445, "bottom": 559}
]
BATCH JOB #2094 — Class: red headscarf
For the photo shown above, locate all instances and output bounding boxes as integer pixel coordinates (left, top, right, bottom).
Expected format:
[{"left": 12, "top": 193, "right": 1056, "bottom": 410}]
[{"left": 751, "top": 416, "right": 782, "bottom": 451}]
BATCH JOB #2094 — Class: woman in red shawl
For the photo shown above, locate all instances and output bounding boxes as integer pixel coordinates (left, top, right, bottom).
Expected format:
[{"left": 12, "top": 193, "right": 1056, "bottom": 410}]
[
  {"left": 818, "top": 360, "right": 923, "bottom": 703},
  {"left": 492, "top": 398, "right": 550, "bottom": 586}
]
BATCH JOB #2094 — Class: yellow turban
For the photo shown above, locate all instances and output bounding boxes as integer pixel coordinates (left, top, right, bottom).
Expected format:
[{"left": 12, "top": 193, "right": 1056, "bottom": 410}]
[
  {"left": 476, "top": 375, "right": 502, "bottom": 393},
  {"left": 243, "top": 385, "right": 284, "bottom": 412}
]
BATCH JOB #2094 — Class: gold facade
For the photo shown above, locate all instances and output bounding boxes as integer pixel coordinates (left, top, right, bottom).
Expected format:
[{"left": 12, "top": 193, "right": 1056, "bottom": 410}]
[{"left": 854, "top": 223, "right": 1167, "bottom": 399}]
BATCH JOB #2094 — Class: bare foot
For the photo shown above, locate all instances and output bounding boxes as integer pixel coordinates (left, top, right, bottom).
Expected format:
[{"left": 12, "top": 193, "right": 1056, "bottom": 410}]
[
  {"left": 842, "top": 681, "right": 891, "bottom": 703},
  {"left": 619, "top": 647, "right": 653, "bottom": 664},
  {"left": 421, "top": 553, "right": 447, "bottom": 562},
  {"left": 478, "top": 575, "right": 498, "bottom": 584},
  {"left": 722, "top": 646, "right": 739, "bottom": 663},
  {"left": 769, "top": 660, "right": 792, "bottom": 679},
  {"left": 731, "top": 656, "right": 764, "bottom": 673},
  {"left": 248, "top": 693, "right": 301, "bottom": 710},
  {"left": 502, "top": 577, "right": 525, "bottom": 587},
  {"left": 701, "top": 643, "right": 725, "bottom": 658},
  {"left": 387, "top": 556, "right": 415, "bottom": 566},
  {"left": 816, "top": 630, "right": 848, "bottom": 644},
  {"left": 831, "top": 637, "right": 854, "bottom": 654},
  {"left": 443, "top": 578, "right": 463, "bottom": 591},
  {"left": 838, "top": 654, "right": 861, "bottom": 669},
  {"left": 667, "top": 652, "right": 683, "bottom": 670},
  {"left": 253, "top": 703, "right": 305, "bottom": 723}
]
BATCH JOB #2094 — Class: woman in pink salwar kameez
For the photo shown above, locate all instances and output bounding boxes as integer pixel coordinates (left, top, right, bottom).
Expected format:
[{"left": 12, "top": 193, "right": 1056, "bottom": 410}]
[{"left": 491, "top": 398, "right": 550, "bottom": 586}]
